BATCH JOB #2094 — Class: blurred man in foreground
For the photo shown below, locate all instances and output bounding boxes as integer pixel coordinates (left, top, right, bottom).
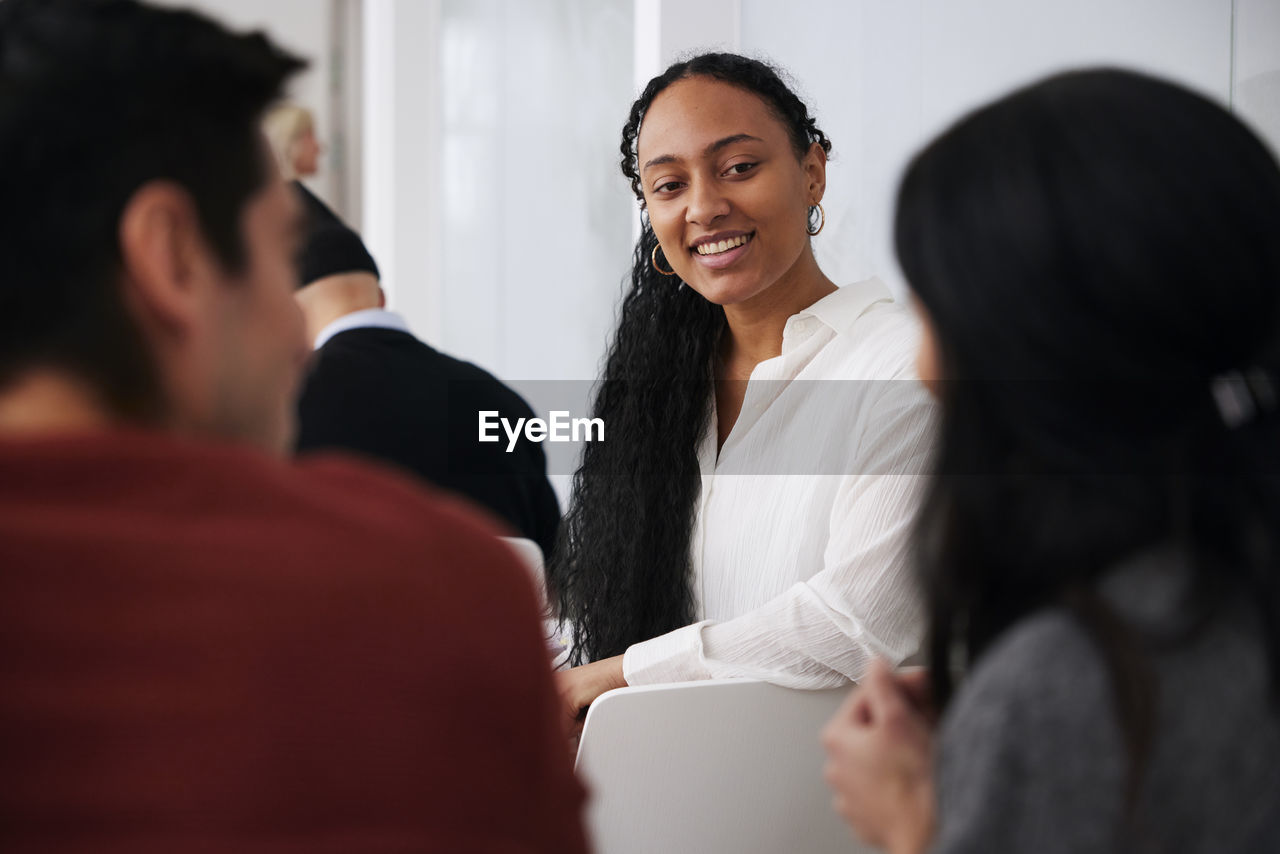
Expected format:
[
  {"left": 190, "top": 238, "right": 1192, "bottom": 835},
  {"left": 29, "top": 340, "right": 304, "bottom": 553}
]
[{"left": 0, "top": 1, "right": 587, "bottom": 850}]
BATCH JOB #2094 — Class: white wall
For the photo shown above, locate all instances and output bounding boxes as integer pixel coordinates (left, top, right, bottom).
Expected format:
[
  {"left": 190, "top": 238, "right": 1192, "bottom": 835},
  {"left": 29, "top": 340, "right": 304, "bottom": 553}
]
[
  {"left": 361, "top": 0, "right": 441, "bottom": 352},
  {"left": 1236, "top": 0, "right": 1280, "bottom": 157},
  {"left": 736, "top": 0, "right": 1251, "bottom": 296},
  {"left": 436, "top": 0, "right": 634, "bottom": 382},
  {"left": 362, "top": 0, "right": 635, "bottom": 387},
  {"left": 635, "top": 0, "right": 740, "bottom": 87}
]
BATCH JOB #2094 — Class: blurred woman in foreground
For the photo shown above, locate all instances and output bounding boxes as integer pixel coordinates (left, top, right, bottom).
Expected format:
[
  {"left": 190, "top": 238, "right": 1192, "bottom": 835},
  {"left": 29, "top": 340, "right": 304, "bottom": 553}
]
[{"left": 823, "top": 68, "right": 1280, "bottom": 853}]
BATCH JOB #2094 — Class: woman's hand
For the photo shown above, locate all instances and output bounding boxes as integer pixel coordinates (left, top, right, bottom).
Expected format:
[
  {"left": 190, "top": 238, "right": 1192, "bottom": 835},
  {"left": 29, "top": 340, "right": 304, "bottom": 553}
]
[
  {"left": 821, "top": 659, "right": 938, "bottom": 854},
  {"left": 555, "top": 654, "right": 627, "bottom": 742}
]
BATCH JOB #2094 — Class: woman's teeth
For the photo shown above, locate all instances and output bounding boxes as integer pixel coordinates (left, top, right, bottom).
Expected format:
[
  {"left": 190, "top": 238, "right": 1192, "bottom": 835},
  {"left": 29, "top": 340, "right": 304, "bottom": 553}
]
[{"left": 695, "top": 234, "right": 752, "bottom": 256}]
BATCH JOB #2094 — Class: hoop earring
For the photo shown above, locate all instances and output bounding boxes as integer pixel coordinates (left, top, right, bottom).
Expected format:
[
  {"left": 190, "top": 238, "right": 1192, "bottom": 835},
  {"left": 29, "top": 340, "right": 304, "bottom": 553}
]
[
  {"left": 807, "top": 202, "right": 825, "bottom": 236},
  {"left": 651, "top": 243, "right": 677, "bottom": 276}
]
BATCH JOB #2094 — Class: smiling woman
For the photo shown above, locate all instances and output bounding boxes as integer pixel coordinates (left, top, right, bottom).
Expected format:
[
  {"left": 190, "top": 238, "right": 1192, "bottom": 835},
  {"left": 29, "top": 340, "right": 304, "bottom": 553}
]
[
  {"left": 638, "top": 76, "right": 829, "bottom": 314},
  {"left": 547, "top": 53, "right": 936, "bottom": 726}
]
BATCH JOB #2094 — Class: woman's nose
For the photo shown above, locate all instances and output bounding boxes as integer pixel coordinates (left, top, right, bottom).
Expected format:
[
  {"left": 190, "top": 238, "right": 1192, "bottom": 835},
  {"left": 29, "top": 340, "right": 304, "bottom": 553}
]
[{"left": 685, "top": 177, "right": 730, "bottom": 226}]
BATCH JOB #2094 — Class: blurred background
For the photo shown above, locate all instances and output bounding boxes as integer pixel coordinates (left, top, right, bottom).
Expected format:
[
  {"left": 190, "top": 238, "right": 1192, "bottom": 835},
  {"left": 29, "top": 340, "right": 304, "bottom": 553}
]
[{"left": 156, "top": 0, "right": 1280, "bottom": 383}]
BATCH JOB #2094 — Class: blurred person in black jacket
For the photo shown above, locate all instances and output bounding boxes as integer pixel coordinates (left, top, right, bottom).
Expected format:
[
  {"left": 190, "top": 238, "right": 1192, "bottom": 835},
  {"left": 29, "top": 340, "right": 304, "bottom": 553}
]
[{"left": 292, "top": 183, "right": 561, "bottom": 558}]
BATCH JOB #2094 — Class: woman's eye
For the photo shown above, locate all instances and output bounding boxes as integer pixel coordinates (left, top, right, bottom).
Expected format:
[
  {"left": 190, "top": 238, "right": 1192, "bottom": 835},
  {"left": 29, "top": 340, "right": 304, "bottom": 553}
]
[
  {"left": 726, "top": 162, "right": 757, "bottom": 176},
  {"left": 654, "top": 180, "right": 683, "bottom": 193}
]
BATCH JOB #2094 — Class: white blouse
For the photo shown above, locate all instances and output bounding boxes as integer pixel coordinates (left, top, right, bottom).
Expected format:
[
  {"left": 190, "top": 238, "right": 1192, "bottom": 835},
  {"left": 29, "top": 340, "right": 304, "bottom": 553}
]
[{"left": 621, "top": 279, "right": 937, "bottom": 689}]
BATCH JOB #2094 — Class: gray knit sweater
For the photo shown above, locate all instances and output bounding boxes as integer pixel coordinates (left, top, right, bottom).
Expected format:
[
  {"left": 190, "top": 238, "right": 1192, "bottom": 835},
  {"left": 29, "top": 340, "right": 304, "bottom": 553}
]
[{"left": 931, "top": 555, "right": 1280, "bottom": 853}]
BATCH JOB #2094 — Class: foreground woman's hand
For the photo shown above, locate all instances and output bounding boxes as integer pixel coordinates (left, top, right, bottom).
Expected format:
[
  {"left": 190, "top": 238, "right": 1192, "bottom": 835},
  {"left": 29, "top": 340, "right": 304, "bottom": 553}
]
[
  {"left": 821, "top": 659, "right": 937, "bottom": 854},
  {"left": 555, "top": 654, "right": 627, "bottom": 741}
]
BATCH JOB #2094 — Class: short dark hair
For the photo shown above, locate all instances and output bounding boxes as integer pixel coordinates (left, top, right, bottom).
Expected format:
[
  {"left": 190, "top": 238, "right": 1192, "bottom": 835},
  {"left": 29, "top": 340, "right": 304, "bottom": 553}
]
[{"left": 0, "top": 0, "right": 306, "bottom": 417}]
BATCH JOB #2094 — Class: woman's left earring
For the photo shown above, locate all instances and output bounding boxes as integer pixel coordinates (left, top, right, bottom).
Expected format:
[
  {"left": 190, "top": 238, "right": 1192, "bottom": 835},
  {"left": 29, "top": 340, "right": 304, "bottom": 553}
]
[{"left": 807, "top": 202, "right": 826, "bottom": 236}]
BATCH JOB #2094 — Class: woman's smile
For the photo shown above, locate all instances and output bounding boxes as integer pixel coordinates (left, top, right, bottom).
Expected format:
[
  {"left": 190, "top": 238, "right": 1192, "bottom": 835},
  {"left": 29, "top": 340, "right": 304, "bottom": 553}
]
[{"left": 691, "top": 230, "right": 755, "bottom": 268}]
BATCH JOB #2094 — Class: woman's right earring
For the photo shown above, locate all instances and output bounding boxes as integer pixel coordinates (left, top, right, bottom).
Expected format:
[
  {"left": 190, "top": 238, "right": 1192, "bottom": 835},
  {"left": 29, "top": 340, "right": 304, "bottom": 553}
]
[{"left": 651, "top": 243, "right": 677, "bottom": 276}]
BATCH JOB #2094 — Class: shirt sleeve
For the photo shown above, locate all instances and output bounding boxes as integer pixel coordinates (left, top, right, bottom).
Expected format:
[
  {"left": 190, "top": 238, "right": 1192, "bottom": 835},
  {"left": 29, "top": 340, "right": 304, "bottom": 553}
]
[{"left": 623, "top": 379, "right": 935, "bottom": 688}]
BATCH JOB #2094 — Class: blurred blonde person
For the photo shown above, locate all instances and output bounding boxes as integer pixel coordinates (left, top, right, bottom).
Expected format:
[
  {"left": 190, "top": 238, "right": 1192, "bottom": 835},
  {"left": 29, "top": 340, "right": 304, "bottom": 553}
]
[{"left": 263, "top": 102, "right": 321, "bottom": 180}]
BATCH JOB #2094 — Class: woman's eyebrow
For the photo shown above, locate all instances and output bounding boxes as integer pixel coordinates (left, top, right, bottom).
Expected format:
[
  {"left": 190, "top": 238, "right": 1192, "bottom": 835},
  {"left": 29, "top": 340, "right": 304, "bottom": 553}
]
[
  {"left": 642, "top": 133, "right": 764, "bottom": 171},
  {"left": 704, "top": 133, "right": 763, "bottom": 157}
]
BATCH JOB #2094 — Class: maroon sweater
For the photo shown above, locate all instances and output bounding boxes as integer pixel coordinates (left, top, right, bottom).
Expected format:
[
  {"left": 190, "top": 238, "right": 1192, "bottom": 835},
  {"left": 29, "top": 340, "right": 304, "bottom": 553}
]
[{"left": 0, "top": 431, "right": 588, "bottom": 853}]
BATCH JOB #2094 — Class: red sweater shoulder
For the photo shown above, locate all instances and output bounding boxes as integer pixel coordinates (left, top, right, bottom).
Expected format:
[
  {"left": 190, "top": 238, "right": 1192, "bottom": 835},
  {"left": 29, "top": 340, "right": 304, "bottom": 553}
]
[{"left": 0, "top": 431, "right": 587, "bottom": 853}]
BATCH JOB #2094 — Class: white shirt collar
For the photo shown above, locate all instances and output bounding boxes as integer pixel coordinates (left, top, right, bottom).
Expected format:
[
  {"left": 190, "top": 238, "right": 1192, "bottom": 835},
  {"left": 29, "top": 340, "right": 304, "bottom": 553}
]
[
  {"left": 781, "top": 278, "right": 895, "bottom": 354},
  {"left": 313, "top": 308, "right": 412, "bottom": 350},
  {"left": 792, "top": 278, "right": 893, "bottom": 334}
]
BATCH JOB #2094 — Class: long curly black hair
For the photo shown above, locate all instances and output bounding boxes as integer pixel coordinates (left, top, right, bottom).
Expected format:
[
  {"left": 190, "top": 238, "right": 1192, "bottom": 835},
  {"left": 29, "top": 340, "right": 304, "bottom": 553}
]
[{"left": 546, "top": 53, "right": 831, "bottom": 665}]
